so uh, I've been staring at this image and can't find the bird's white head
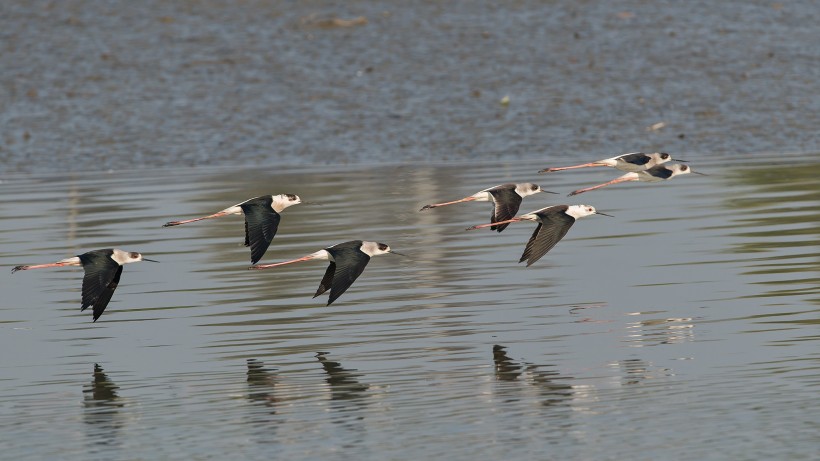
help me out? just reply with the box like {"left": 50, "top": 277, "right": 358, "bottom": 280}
{"left": 652, "top": 152, "right": 672, "bottom": 163}
{"left": 360, "top": 241, "right": 405, "bottom": 257}
{"left": 669, "top": 163, "right": 693, "bottom": 176}
{"left": 515, "top": 183, "right": 544, "bottom": 198}
{"left": 110, "top": 249, "right": 158, "bottom": 265}
{"left": 272, "top": 193, "right": 302, "bottom": 212}
{"left": 565, "top": 205, "right": 600, "bottom": 219}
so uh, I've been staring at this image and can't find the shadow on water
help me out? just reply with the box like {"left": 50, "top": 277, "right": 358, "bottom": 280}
{"left": 82, "top": 364, "right": 125, "bottom": 448}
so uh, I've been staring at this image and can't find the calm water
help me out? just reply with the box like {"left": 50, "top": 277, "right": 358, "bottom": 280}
{"left": 0, "top": 154, "right": 818, "bottom": 459}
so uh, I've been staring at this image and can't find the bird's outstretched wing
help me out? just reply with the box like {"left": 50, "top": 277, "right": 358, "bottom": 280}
{"left": 519, "top": 211, "right": 576, "bottom": 266}
{"left": 320, "top": 244, "right": 371, "bottom": 305}
{"left": 488, "top": 187, "right": 523, "bottom": 232}
{"left": 240, "top": 196, "right": 281, "bottom": 264}
{"left": 78, "top": 250, "right": 122, "bottom": 322}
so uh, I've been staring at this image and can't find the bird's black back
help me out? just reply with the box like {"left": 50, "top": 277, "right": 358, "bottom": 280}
{"left": 314, "top": 241, "right": 371, "bottom": 305}
{"left": 240, "top": 196, "right": 281, "bottom": 264}
{"left": 519, "top": 205, "right": 575, "bottom": 266}
{"left": 488, "top": 186, "right": 523, "bottom": 232}
{"left": 619, "top": 153, "right": 651, "bottom": 165}
{"left": 78, "top": 249, "right": 122, "bottom": 322}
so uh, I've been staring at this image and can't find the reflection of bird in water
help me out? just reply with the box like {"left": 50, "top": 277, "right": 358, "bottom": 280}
{"left": 316, "top": 352, "right": 369, "bottom": 400}
{"left": 246, "top": 359, "right": 279, "bottom": 408}
{"left": 83, "top": 364, "right": 125, "bottom": 446}
{"left": 84, "top": 364, "right": 123, "bottom": 405}
{"left": 493, "top": 344, "right": 524, "bottom": 381}
{"left": 492, "top": 345, "right": 574, "bottom": 406}
{"left": 617, "top": 358, "right": 672, "bottom": 386}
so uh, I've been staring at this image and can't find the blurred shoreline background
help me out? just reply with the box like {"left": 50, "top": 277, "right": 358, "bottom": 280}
{"left": 1, "top": 0, "right": 818, "bottom": 175}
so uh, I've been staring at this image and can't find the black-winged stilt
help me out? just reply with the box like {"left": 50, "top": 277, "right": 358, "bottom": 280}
{"left": 539, "top": 152, "right": 684, "bottom": 173}
{"left": 568, "top": 163, "right": 705, "bottom": 196}
{"left": 163, "top": 194, "right": 314, "bottom": 264}
{"left": 250, "top": 240, "right": 404, "bottom": 305}
{"left": 466, "top": 205, "right": 612, "bottom": 266}
{"left": 11, "top": 249, "right": 157, "bottom": 322}
{"left": 419, "top": 183, "right": 557, "bottom": 232}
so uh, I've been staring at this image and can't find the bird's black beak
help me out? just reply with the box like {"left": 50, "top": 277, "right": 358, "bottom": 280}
{"left": 692, "top": 171, "right": 708, "bottom": 176}
{"left": 542, "top": 190, "right": 560, "bottom": 194}
{"left": 388, "top": 250, "right": 408, "bottom": 257}
{"left": 142, "top": 258, "right": 160, "bottom": 263}
{"left": 301, "top": 201, "right": 322, "bottom": 205}
{"left": 595, "top": 212, "right": 614, "bottom": 217}
{"left": 675, "top": 159, "right": 689, "bottom": 163}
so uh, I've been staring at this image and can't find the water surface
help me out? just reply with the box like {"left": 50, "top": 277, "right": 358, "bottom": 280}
{"left": 1, "top": 154, "right": 817, "bottom": 459}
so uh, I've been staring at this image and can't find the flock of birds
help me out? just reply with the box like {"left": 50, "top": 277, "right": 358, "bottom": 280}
{"left": 12, "top": 152, "right": 703, "bottom": 322}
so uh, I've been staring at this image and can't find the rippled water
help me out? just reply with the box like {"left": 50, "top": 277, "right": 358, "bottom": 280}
{"left": 0, "top": 154, "right": 817, "bottom": 459}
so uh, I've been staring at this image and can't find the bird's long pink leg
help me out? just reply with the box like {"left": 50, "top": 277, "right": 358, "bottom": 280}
{"left": 11, "top": 261, "right": 78, "bottom": 273}
{"left": 419, "top": 196, "right": 477, "bottom": 211}
{"left": 251, "top": 254, "right": 317, "bottom": 270}
{"left": 568, "top": 176, "right": 635, "bottom": 196}
{"left": 466, "top": 217, "right": 523, "bottom": 231}
{"left": 538, "top": 162, "right": 606, "bottom": 173}
{"left": 163, "top": 211, "right": 230, "bottom": 227}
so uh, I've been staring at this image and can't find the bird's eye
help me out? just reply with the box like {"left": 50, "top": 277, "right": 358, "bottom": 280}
{"left": 681, "top": 165, "right": 689, "bottom": 171}
{"left": 377, "top": 243, "right": 389, "bottom": 251}
{"left": 286, "top": 194, "right": 297, "bottom": 201}
{"left": 130, "top": 252, "right": 140, "bottom": 259}
{"left": 661, "top": 153, "right": 669, "bottom": 159}
{"left": 531, "top": 185, "right": 538, "bottom": 191}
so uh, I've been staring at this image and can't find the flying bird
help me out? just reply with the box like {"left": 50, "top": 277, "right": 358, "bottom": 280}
{"left": 11, "top": 249, "right": 157, "bottom": 322}
{"left": 568, "top": 163, "right": 705, "bottom": 196}
{"left": 163, "top": 194, "right": 313, "bottom": 264}
{"left": 466, "top": 205, "right": 612, "bottom": 266}
{"left": 539, "top": 152, "right": 684, "bottom": 173}
{"left": 250, "top": 240, "right": 404, "bottom": 305}
{"left": 419, "top": 183, "right": 557, "bottom": 232}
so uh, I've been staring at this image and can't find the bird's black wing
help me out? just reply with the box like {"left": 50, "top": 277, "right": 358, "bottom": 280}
{"left": 78, "top": 250, "right": 123, "bottom": 322}
{"left": 645, "top": 165, "right": 674, "bottom": 179}
{"left": 240, "top": 196, "right": 281, "bottom": 264}
{"left": 488, "top": 187, "right": 523, "bottom": 233}
{"left": 324, "top": 245, "right": 371, "bottom": 306}
{"left": 78, "top": 250, "right": 120, "bottom": 316}
{"left": 90, "top": 266, "right": 122, "bottom": 322}
{"left": 519, "top": 210, "right": 576, "bottom": 266}
{"left": 618, "top": 153, "right": 651, "bottom": 166}
{"left": 314, "top": 262, "right": 336, "bottom": 299}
